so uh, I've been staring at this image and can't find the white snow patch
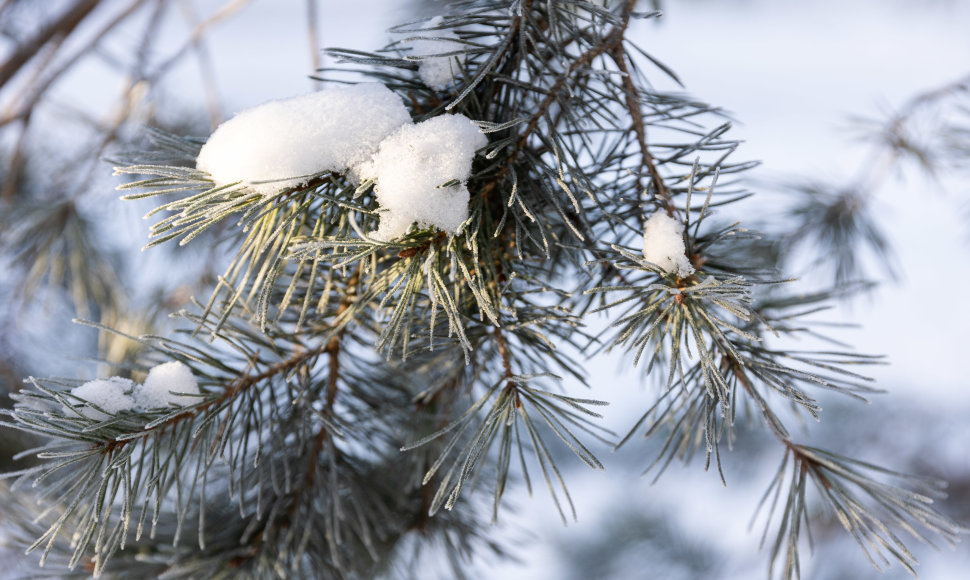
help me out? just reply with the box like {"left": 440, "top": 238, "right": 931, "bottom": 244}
{"left": 409, "top": 16, "right": 466, "bottom": 90}
{"left": 65, "top": 361, "right": 201, "bottom": 419}
{"left": 354, "top": 114, "right": 487, "bottom": 241}
{"left": 197, "top": 83, "right": 412, "bottom": 196}
{"left": 195, "top": 82, "right": 486, "bottom": 242}
{"left": 134, "top": 361, "right": 201, "bottom": 408}
{"left": 642, "top": 212, "right": 695, "bottom": 277}
{"left": 70, "top": 377, "right": 136, "bottom": 420}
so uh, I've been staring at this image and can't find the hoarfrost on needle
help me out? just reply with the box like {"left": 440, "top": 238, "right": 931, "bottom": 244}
{"left": 642, "top": 212, "right": 695, "bottom": 277}
{"left": 196, "top": 84, "right": 412, "bottom": 196}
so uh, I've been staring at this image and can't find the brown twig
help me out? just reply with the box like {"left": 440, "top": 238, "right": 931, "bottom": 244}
{"left": 100, "top": 340, "right": 330, "bottom": 457}
{"left": 479, "top": 0, "right": 645, "bottom": 203}
{"left": 1, "top": 113, "right": 30, "bottom": 201}
{"left": 608, "top": 41, "right": 674, "bottom": 215}
{"left": 324, "top": 264, "right": 360, "bottom": 408}
{"left": 493, "top": 325, "right": 513, "bottom": 380}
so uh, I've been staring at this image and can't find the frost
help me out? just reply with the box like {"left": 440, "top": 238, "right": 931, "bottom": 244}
{"left": 354, "top": 114, "right": 487, "bottom": 241}
{"left": 410, "top": 17, "right": 466, "bottom": 90}
{"left": 65, "top": 361, "right": 201, "bottom": 419}
{"left": 197, "top": 84, "right": 412, "bottom": 196}
{"left": 70, "top": 377, "right": 136, "bottom": 420}
{"left": 134, "top": 361, "right": 201, "bottom": 409}
{"left": 642, "top": 212, "right": 695, "bottom": 277}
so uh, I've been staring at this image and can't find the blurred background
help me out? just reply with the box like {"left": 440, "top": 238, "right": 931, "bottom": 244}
{"left": 1, "top": 0, "right": 967, "bottom": 578}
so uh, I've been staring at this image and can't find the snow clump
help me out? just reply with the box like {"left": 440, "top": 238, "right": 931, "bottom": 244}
{"left": 133, "top": 361, "right": 201, "bottom": 408}
{"left": 355, "top": 114, "right": 487, "bottom": 241}
{"left": 70, "top": 377, "right": 136, "bottom": 420}
{"left": 67, "top": 361, "right": 201, "bottom": 419}
{"left": 642, "top": 212, "right": 695, "bottom": 277}
{"left": 196, "top": 82, "right": 487, "bottom": 241}
{"left": 197, "top": 84, "right": 411, "bottom": 196}
{"left": 409, "top": 16, "right": 466, "bottom": 90}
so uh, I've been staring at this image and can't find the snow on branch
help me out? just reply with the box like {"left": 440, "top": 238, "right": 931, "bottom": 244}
{"left": 356, "top": 114, "right": 487, "bottom": 241}
{"left": 408, "top": 16, "right": 466, "bottom": 90}
{"left": 194, "top": 81, "right": 486, "bottom": 241}
{"left": 196, "top": 83, "right": 411, "bottom": 196}
{"left": 641, "top": 211, "right": 694, "bottom": 277}
{"left": 67, "top": 361, "right": 201, "bottom": 419}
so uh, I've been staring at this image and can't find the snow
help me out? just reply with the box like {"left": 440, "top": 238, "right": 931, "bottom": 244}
{"left": 195, "top": 78, "right": 486, "bottom": 242}
{"left": 134, "top": 361, "right": 201, "bottom": 408}
{"left": 354, "top": 113, "right": 487, "bottom": 241}
{"left": 70, "top": 377, "right": 136, "bottom": 420}
{"left": 409, "top": 16, "right": 466, "bottom": 90}
{"left": 196, "top": 83, "right": 412, "bottom": 196}
{"left": 66, "top": 361, "right": 201, "bottom": 419}
{"left": 641, "top": 212, "right": 694, "bottom": 277}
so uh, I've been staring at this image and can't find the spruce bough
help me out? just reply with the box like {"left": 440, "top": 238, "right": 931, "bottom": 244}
{"left": 2, "top": 1, "right": 963, "bottom": 578}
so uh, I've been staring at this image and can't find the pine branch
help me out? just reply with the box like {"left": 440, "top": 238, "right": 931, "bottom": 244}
{"left": 3, "top": 2, "right": 965, "bottom": 577}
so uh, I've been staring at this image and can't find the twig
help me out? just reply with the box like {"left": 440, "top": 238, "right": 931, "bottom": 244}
{"left": 608, "top": 41, "right": 673, "bottom": 214}
{"left": 1, "top": 113, "right": 30, "bottom": 201}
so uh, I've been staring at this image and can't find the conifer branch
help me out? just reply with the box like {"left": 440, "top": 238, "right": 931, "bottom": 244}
{"left": 2, "top": 2, "right": 965, "bottom": 577}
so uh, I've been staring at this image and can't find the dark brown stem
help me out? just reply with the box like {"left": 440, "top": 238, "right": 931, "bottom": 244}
{"left": 608, "top": 41, "right": 674, "bottom": 215}
{"left": 480, "top": 0, "right": 642, "bottom": 204}
{"left": 324, "top": 264, "right": 360, "bottom": 409}
{"left": 1, "top": 114, "right": 29, "bottom": 201}
{"left": 493, "top": 326, "right": 513, "bottom": 380}
{"left": 516, "top": 3, "right": 635, "bottom": 153}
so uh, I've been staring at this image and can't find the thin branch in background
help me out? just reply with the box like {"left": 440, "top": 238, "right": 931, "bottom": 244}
{"left": 62, "top": 1, "right": 168, "bottom": 200}
{"left": 0, "top": 113, "right": 29, "bottom": 201}
{"left": 778, "top": 72, "right": 970, "bottom": 287}
{"left": 179, "top": 0, "right": 226, "bottom": 129}
{"left": 306, "top": 0, "right": 323, "bottom": 90}
{"left": 147, "top": 0, "right": 251, "bottom": 85}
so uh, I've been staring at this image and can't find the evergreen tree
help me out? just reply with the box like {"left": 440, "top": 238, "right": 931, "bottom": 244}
{"left": 0, "top": 1, "right": 965, "bottom": 578}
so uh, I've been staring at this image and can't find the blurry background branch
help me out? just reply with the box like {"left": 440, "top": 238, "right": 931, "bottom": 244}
{"left": 774, "top": 72, "right": 970, "bottom": 288}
